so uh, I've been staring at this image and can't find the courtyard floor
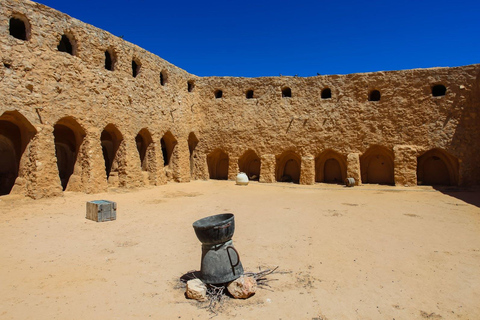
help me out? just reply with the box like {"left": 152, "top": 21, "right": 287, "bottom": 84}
{"left": 0, "top": 180, "right": 479, "bottom": 319}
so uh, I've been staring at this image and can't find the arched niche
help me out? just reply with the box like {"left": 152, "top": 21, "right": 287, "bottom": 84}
{"left": 100, "top": 124, "right": 123, "bottom": 179}
{"left": 315, "top": 150, "right": 347, "bottom": 184}
{"left": 238, "top": 150, "right": 261, "bottom": 181}
{"left": 207, "top": 149, "right": 229, "bottom": 180}
{"left": 417, "top": 149, "right": 458, "bottom": 186}
{"left": 135, "top": 128, "right": 153, "bottom": 172}
{"left": 360, "top": 146, "right": 394, "bottom": 185}
{"left": 0, "top": 111, "right": 36, "bottom": 196}
{"left": 188, "top": 132, "right": 199, "bottom": 178}
{"left": 161, "top": 131, "right": 177, "bottom": 167}
{"left": 276, "top": 151, "right": 301, "bottom": 183}
{"left": 53, "top": 117, "right": 86, "bottom": 191}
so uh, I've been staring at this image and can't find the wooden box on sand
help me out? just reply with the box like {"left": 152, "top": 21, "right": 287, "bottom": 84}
{"left": 86, "top": 200, "right": 117, "bottom": 222}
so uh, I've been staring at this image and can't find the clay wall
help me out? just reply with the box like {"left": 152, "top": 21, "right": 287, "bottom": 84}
{"left": 1, "top": 0, "right": 479, "bottom": 198}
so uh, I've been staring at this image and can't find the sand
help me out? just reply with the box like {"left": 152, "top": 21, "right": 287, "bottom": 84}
{"left": 0, "top": 181, "right": 479, "bottom": 319}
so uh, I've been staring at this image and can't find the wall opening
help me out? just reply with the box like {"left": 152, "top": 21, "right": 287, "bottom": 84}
{"left": 100, "top": 124, "right": 123, "bottom": 179}
{"left": 53, "top": 118, "right": 85, "bottom": 191}
{"left": 238, "top": 150, "right": 261, "bottom": 181}
{"left": 105, "top": 49, "right": 116, "bottom": 71}
{"left": 432, "top": 84, "right": 446, "bottom": 97}
{"left": 276, "top": 151, "right": 301, "bottom": 183}
{"left": 188, "top": 81, "right": 195, "bottom": 92}
{"left": 417, "top": 149, "right": 458, "bottom": 186}
{"left": 9, "top": 17, "right": 28, "bottom": 40}
{"left": 160, "top": 70, "right": 167, "bottom": 86}
{"left": 132, "top": 59, "right": 140, "bottom": 77}
{"left": 188, "top": 132, "right": 199, "bottom": 178}
{"left": 160, "top": 131, "right": 177, "bottom": 167}
{"left": 57, "top": 34, "right": 74, "bottom": 55}
{"left": 321, "top": 88, "right": 332, "bottom": 99}
{"left": 214, "top": 90, "right": 223, "bottom": 99}
{"left": 246, "top": 90, "right": 254, "bottom": 99}
{"left": 135, "top": 128, "right": 153, "bottom": 172}
{"left": 360, "top": 146, "right": 394, "bottom": 185}
{"left": 315, "top": 150, "right": 346, "bottom": 184}
{"left": 207, "top": 149, "right": 229, "bottom": 180}
{"left": 369, "top": 90, "right": 381, "bottom": 101}
{"left": 0, "top": 111, "right": 36, "bottom": 196}
{"left": 282, "top": 87, "right": 292, "bottom": 98}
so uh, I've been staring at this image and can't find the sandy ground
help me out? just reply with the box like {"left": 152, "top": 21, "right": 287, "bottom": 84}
{"left": 0, "top": 181, "right": 479, "bottom": 320}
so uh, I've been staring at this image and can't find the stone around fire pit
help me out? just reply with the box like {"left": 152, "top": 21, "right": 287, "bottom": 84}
{"left": 227, "top": 275, "right": 257, "bottom": 299}
{"left": 186, "top": 279, "right": 207, "bottom": 301}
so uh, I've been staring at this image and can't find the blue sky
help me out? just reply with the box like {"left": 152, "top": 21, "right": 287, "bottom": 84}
{"left": 37, "top": 0, "right": 480, "bottom": 77}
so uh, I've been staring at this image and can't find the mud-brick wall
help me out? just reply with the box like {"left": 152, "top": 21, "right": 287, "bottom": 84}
{"left": 0, "top": 0, "right": 479, "bottom": 199}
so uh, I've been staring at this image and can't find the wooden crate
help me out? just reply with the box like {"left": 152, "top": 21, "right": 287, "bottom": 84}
{"left": 86, "top": 200, "right": 117, "bottom": 222}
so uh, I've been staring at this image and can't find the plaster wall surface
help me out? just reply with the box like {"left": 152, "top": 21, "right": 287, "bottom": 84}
{"left": 1, "top": 0, "right": 479, "bottom": 198}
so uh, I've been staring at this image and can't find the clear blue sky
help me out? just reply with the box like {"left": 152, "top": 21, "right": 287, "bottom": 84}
{"left": 37, "top": 0, "right": 480, "bottom": 77}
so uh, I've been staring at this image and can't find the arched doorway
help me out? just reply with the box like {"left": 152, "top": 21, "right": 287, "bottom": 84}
{"left": 315, "top": 150, "right": 347, "bottom": 184}
{"left": 238, "top": 150, "right": 261, "bottom": 181}
{"left": 135, "top": 128, "right": 153, "bottom": 172}
{"left": 100, "top": 124, "right": 123, "bottom": 180}
{"left": 207, "top": 149, "right": 229, "bottom": 180}
{"left": 54, "top": 118, "right": 85, "bottom": 191}
{"left": 417, "top": 149, "right": 458, "bottom": 186}
{"left": 161, "top": 131, "right": 178, "bottom": 180}
{"left": 360, "top": 146, "right": 394, "bottom": 185}
{"left": 188, "top": 132, "right": 199, "bottom": 178}
{"left": 276, "top": 151, "right": 301, "bottom": 183}
{"left": 0, "top": 111, "right": 36, "bottom": 196}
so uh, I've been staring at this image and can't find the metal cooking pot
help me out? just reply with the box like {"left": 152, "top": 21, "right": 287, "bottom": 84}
{"left": 192, "top": 213, "right": 235, "bottom": 245}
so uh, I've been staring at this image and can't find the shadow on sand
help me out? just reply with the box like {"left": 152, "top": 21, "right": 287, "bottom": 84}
{"left": 434, "top": 186, "right": 480, "bottom": 208}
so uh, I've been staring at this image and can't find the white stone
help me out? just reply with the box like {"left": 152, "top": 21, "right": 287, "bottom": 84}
{"left": 227, "top": 275, "right": 257, "bottom": 299}
{"left": 236, "top": 172, "right": 249, "bottom": 185}
{"left": 186, "top": 279, "right": 207, "bottom": 301}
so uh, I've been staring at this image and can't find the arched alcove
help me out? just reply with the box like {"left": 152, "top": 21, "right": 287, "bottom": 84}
{"left": 321, "top": 88, "right": 332, "bottom": 99}
{"left": 360, "top": 146, "right": 394, "bottom": 185}
{"left": 417, "top": 149, "right": 458, "bottom": 186}
{"left": 238, "top": 150, "right": 261, "bottom": 181}
{"left": 207, "top": 149, "right": 229, "bottom": 180}
{"left": 188, "top": 132, "right": 199, "bottom": 178}
{"left": 100, "top": 124, "right": 123, "bottom": 179}
{"left": 276, "top": 151, "right": 301, "bottom": 183}
{"left": 132, "top": 59, "right": 141, "bottom": 77}
{"left": 57, "top": 34, "right": 75, "bottom": 55}
{"left": 432, "top": 84, "right": 447, "bottom": 97}
{"left": 9, "top": 15, "right": 30, "bottom": 41}
{"left": 53, "top": 117, "right": 86, "bottom": 191}
{"left": 282, "top": 87, "right": 292, "bottom": 98}
{"left": 135, "top": 128, "right": 153, "bottom": 172}
{"left": 160, "top": 131, "right": 177, "bottom": 168}
{"left": 315, "top": 150, "right": 347, "bottom": 183}
{"left": 369, "top": 89, "right": 381, "bottom": 101}
{"left": 0, "top": 111, "right": 36, "bottom": 196}
{"left": 105, "top": 49, "right": 116, "bottom": 71}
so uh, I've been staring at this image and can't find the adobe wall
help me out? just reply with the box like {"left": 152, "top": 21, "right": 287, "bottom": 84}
{"left": 1, "top": 0, "right": 479, "bottom": 199}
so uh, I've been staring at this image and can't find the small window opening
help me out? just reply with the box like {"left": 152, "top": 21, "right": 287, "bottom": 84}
{"left": 246, "top": 90, "right": 254, "bottom": 99}
{"left": 432, "top": 84, "right": 446, "bottom": 97}
{"left": 132, "top": 59, "right": 140, "bottom": 77}
{"left": 321, "top": 88, "right": 332, "bottom": 99}
{"left": 369, "top": 90, "right": 381, "bottom": 101}
{"left": 9, "top": 17, "right": 27, "bottom": 40}
{"left": 105, "top": 50, "right": 113, "bottom": 71}
{"left": 160, "top": 70, "right": 167, "bottom": 86}
{"left": 188, "top": 80, "right": 195, "bottom": 92}
{"left": 57, "top": 35, "right": 73, "bottom": 55}
{"left": 282, "top": 87, "right": 292, "bottom": 98}
{"left": 214, "top": 90, "right": 223, "bottom": 99}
